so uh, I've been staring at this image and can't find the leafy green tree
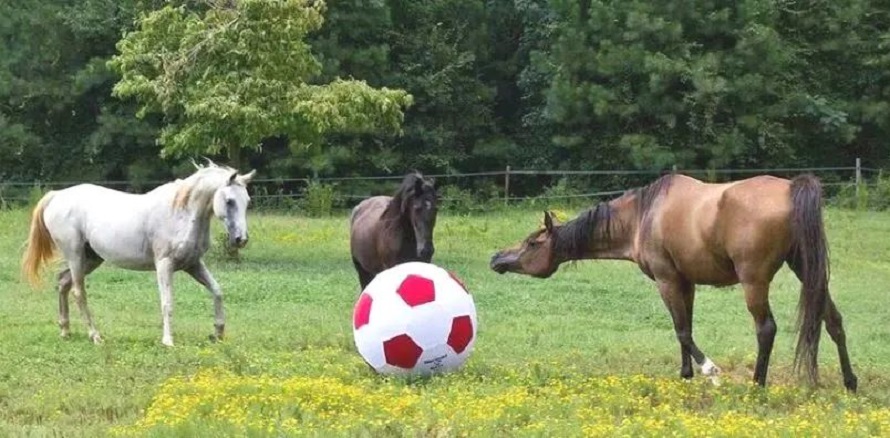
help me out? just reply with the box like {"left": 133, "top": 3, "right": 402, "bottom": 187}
{"left": 377, "top": 0, "right": 500, "bottom": 173}
{"left": 109, "top": 0, "right": 413, "bottom": 169}
{"left": 0, "top": 1, "right": 169, "bottom": 183}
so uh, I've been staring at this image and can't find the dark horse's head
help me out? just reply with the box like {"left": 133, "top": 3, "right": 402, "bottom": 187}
{"left": 385, "top": 172, "right": 438, "bottom": 261}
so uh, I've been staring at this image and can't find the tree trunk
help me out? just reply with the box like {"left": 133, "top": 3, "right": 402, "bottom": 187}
{"left": 227, "top": 143, "right": 242, "bottom": 170}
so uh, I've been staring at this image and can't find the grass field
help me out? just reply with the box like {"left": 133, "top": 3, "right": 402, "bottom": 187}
{"left": 1, "top": 206, "right": 890, "bottom": 437}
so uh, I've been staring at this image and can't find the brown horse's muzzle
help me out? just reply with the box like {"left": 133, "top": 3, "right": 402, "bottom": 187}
{"left": 490, "top": 251, "right": 517, "bottom": 274}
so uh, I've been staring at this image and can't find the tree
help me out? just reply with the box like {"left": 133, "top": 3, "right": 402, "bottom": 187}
{"left": 108, "top": 0, "right": 413, "bottom": 169}
{"left": 0, "top": 0, "right": 169, "bottom": 183}
{"left": 383, "top": 0, "right": 498, "bottom": 173}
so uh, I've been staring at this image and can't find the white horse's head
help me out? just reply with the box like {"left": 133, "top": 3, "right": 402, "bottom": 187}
{"left": 178, "top": 159, "right": 256, "bottom": 248}
{"left": 213, "top": 169, "right": 255, "bottom": 248}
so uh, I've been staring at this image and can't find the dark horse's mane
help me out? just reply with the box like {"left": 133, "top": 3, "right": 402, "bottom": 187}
{"left": 553, "top": 173, "right": 674, "bottom": 259}
{"left": 380, "top": 172, "right": 427, "bottom": 232}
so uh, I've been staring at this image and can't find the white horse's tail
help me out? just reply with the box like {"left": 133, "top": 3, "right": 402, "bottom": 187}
{"left": 22, "top": 191, "right": 57, "bottom": 287}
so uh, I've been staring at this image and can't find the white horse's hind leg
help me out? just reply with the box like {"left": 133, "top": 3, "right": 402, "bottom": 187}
{"left": 69, "top": 260, "right": 103, "bottom": 344}
{"left": 51, "top": 220, "right": 103, "bottom": 343}
{"left": 186, "top": 260, "right": 225, "bottom": 341}
{"left": 57, "top": 257, "right": 102, "bottom": 339}
{"left": 58, "top": 270, "right": 73, "bottom": 338}
{"left": 155, "top": 258, "right": 175, "bottom": 347}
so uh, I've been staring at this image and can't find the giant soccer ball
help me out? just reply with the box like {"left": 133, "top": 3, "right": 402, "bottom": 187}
{"left": 352, "top": 262, "right": 477, "bottom": 376}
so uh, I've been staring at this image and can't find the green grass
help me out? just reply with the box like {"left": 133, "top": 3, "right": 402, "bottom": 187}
{"left": 1, "top": 207, "right": 889, "bottom": 436}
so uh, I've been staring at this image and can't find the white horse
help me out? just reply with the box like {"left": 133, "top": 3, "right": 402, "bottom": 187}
{"left": 21, "top": 160, "right": 255, "bottom": 346}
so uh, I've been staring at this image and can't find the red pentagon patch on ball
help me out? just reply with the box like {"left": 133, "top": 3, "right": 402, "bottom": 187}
{"left": 353, "top": 293, "right": 373, "bottom": 329}
{"left": 396, "top": 274, "right": 436, "bottom": 307}
{"left": 383, "top": 334, "right": 423, "bottom": 368}
{"left": 447, "top": 315, "right": 474, "bottom": 354}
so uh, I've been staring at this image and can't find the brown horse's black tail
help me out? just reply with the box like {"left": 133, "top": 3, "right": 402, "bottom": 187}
{"left": 787, "top": 174, "right": 829, "bottom": 386}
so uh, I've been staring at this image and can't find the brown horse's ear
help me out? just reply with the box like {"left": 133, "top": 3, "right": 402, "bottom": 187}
{"left": 544, "top": 211, "right": 554, "bottom": 232}
{"left": 414, "top": 177, "right": 424, "bottom": 194}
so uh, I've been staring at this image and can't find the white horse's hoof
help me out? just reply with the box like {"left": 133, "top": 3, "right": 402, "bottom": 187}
{"left": 162, "top": 338, "right": 175, "bottom": 347}
{"left": 90, "top": 334, "right": 103, "bottom": 344}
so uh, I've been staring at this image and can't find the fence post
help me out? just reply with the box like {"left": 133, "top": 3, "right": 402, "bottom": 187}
{"left": 855, "top": 157, "right": 862, "bottom": 198}
{"left": 504, "top": 165, "right": 511, "bottom": 206}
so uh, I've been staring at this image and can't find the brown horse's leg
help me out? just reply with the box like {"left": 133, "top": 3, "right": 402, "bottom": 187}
{"left": 681, "top": 287, "right": 708, "bottom": 367}
{"left": 824, "top": 297, "right": 858, "bottom": 391}
{"left": 787, "top": 259, "right": 857, "bottom": 391}
{"left": 658, "top": 279, "right": 720, "bottom": 383}
{"left": 658, "top": 280, "right": 693, "bottom": 379}
{"left": 742, "top": 281, "right": 777, "bottom": 387}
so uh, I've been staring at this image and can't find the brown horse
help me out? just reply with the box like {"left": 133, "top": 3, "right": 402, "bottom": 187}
{"left": 350, "top": 172, "right": 438, "bottom": 289}
{"left": 490, "top": 173, "right": 857, "bottom": 391}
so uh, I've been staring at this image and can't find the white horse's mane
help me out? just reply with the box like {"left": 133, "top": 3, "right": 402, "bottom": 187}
{"left": 172, "top": 159, "right": 239, "bottom": 210}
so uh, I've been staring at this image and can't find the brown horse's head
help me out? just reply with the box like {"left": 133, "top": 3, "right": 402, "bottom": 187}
{"left": 490, "top": 211, "right": 561, "bottom": 278}
{"left": 390, "top": 172, "right": 438, "bottom": 261}
{"left": 491, "top": 205, "right": 613, "bottom": 278}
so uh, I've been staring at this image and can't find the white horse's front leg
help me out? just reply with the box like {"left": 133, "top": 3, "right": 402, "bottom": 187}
{"left": 186, "top": 260, "right": 225, "bottom": 341}
{"left": 155, "top": 258, "right": 175, "bottom": 347}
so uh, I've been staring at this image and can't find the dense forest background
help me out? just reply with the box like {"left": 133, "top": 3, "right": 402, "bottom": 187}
{"left": 2, "top": 0, "right": 889, "bottom": 201}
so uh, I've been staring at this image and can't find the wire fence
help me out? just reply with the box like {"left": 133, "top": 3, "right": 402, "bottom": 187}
{"left": 0, "top": 160, "right": 883, "bottom": 211}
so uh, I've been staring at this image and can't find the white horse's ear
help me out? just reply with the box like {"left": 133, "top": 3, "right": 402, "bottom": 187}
{"left": 236, "top": 169, "right": 256, "bottom": 185}
{"left": 191, "top": 158, "right": 202, "bottom": 170}
{"left": 204, "top": 157, "right": 216, "bottom": 168}
{"left": 227, "top": 171, "right": 237, "bottom": 185}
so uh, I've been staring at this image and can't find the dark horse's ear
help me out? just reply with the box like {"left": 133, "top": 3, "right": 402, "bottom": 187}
{"left": 544, "top": 211, "right": 554, "bottom": 232}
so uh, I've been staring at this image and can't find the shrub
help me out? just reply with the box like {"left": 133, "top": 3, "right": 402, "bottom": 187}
{"left": 302, "top": 181, "right": 337, "bottom": 217}
{"left": 831, "top": 172, "right": 890, "bottom": 211}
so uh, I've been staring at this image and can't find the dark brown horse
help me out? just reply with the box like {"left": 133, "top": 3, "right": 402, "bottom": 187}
{"left": 350, "top": 172, "right": 438, "bottom": 288}
{"left": 490, "top": 173, "right": 857, "bottom": 391}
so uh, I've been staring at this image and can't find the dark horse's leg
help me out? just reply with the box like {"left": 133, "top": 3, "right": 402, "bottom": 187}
{"left": 787, "top": 259, "right": 858, "bottom": 391}
{"left": 741, "top": 281, "right": 777, "bottom": 387}
{"left": 353, "top": 258, "right": 375, "bottom": 290}
{"left": 657, "top": 279, "right": 718, "bottom": 383}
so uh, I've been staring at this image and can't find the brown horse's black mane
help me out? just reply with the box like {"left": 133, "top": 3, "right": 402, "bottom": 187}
{"left": 553, "top": 203, "right": 613, "bottom": 260}
{"left": 553, "top": 173, "right": 674, "bottom": 259}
